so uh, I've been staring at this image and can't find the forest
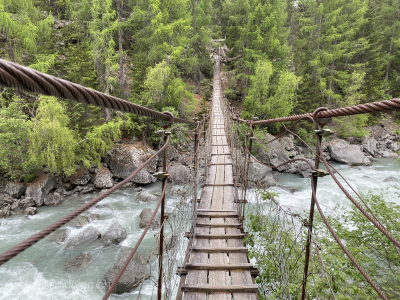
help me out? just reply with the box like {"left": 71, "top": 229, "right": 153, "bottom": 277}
{"left": 0, "top": 0, "right": 400, "bottom": 177}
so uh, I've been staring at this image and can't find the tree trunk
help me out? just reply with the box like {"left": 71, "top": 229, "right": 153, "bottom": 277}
{"left": 116, "top": 0, "right": 125, "bottom": 96}
{"left": 6, "top": 33, "right": 15, "bottom": 62}
{"left": 385, "top": 2, "right": 399, "bottom": 83}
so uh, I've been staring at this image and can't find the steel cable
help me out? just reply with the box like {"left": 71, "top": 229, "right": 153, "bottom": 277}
{"left": 0, "top": 59, "right": 195, "bottom": 125}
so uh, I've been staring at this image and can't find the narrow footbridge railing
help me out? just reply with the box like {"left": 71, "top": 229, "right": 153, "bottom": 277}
{"left": 0, "top": 57, "right": 400, "bottom": 300}
{"left": 226, "top": 102, "right": 400, "bottom": 300}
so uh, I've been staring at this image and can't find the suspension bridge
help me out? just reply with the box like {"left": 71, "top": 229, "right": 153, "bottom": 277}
{"left": 0, "top": 51, "right": 399, "bottom": 300}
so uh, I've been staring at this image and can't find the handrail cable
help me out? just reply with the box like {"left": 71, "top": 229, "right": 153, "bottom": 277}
{"left": 0, "top": 59, "right": 196, "bottom": 126}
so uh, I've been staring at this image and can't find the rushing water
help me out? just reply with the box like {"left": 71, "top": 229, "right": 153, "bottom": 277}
{"left": 0, "top": 158, "right": 399, "bottom": 299}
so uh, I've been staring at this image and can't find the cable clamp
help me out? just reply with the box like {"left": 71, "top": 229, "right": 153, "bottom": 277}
{"left": 153, "top": 172, "right": 170, "bottom": 179}
{"left": 311, "top": 169, "right": 329, "bottom": 177}
{"left": 314, "top": 129, "right": 334, "bottom": 137}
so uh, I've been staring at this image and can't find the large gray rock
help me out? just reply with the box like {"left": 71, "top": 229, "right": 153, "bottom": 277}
{"left": 159, "top": 145, "right": 182, "bottom": 166}
{"left": 168, "top": 164, "right": 191, "bottom": 184}
{"left": 25, "top": 174, "right": 56, "bottom": 206}
{"left": 258, "top": 176, "right": 277, "bottom": 189}
{"left": 383, "top": 176, "right": 398, "bottom": 182}
{"left": 5, "top": 182, "right": 26, "bottom": 198}
{"left": 24, "top": 207, "right": 36, "bottom": 216}
{"left": 47, "top": 228, "right": 71, "bottom": 244}
{"left": 296, "top": 160, "right": 315, "bottom": 178}
{"left": 102, "top": 247, "right": 149, "bottom": 294}
{"left": 248, "top": 160, "right": 273, "bottom": 182}
{"left": 139, "top": 208, "right": 159, "bottom": 229}
{"left": 105, "top": 142, "right": 157, "bottom": 184}
{"left": 253, "top": 133, "right": 291, "bottom": 171}
{"left": 328, "top": 139, "right": 371, "bottom": 166}
{"left": 362, "top": 137, "right": 378, "bottom": 156}
{"left": 70, "top": 169, "right": 91, "bottom": 186}
{"left": 94, "top": 167, "right": 114, "bottom": 189}
{"left": 136, "top": 191, "right": 158, "bottom": 202}
{"left": 20, "top": 197, "right": 36, "bottom": 209}
{"left": 64, "top": 252, "right": 92, "bottom": 271}
{"left": 64, "top": 226, "right": 101, "bottom": 250}
{"left": 44, "top": 192, "right": 62, "bottom": 206}
{"left": 68, "top": 215, "right": 90, "bottom": 227}
{"left": 103, "top": 222, "right": 127, "bottom": 246}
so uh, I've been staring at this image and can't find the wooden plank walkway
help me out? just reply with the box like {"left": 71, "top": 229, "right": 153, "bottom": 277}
{"left": 179, "top": 58, "right": 258, "bottom": 300}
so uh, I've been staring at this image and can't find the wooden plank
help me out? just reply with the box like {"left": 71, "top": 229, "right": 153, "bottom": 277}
{"left": 209, "top": 151, "right": 230, "bottom": 300}
{"left": 195, "top": 222, "right": 241, "bottom": 228}
{"left": 188, "top": 233, "right": 248, "bottom": 239}
{"left": 191, "top": 247, "right": 248, "bottom": 253}
{"left": 185, "top": 263, "right": 254, "bottom": 270}
{"left": 228, "top": 219, "right": 258, "bottom": 300}
{"left": 197, "top": 212, "right": 238, "bottom": 218}
{"left": 181, "top": 285, "right": 258, "bottom": 293}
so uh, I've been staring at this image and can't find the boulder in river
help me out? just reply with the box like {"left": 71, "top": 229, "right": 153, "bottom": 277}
{"left": 362, "top": 137, "right": 378, "bottom": 156}
{"left": 24, "top": 207, "right": 36, "bottom": 216}
{"left": 44, "top": 192, "right": 62, "bottom": 206}
{"left": 64, "top": 252, "right": 92, "bottom": 271}
{"left": 139, "top": 208, "right": 159, "bottom": 229}
{"left": 103, "top": 221, "right": 127, "bottom": 246}
{"left": 258, "top": 176, "right": 277, "bottom": 189}
{"left": 136, "top": 191, "right": 158, "bottom": 202}
{"left": 94, "top": 167, "right": 114, "bottom": 189}
{"left": 248, "top": 160, "right": 273, "bottom": 183}
{"left": 25, "top": 174, "right": 56, "bottom": 206}
{"left": 47, "top": 228, "right": 71, "bottom": 244}
{"left": 383, "top": 176, "right": 398, "bottom": 182}
{"left": 252, "top": 133, "right": 291, "bottom": 171}
{"left": 68, "top": 215, "right": 90, "bottom": 227}
{"left": 64, "top": 226, "right": 101, "bottom": 250}
{"left": 102, "top": 247, "right": 149, "bottom": 294}
{"left": 70, "top": 169, "right": 91, "bottom": 186}
{"left": 168, "top": 164, "right": 191, "bottom": 184}
{"left": 5, "top": 182, "right": 26, "bottom": 198}
{"left": 105, "top": 142, "right": 157, "bottom": 184}
{"left": 328, "top": 139, "right": 371, "bottom": 166}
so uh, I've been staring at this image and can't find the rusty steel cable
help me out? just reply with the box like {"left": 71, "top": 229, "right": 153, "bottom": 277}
{"left": 0, "top": 135, "right": 170, "bottom": 266}
{"left": 228, "top": 99, "right": 400, "bottom": 126}
{"left": 103, "top": 162, "right": 171, "bottom": 300}
{"left": 0, "top": 59, "right": 195, "bottom": 126}
{"left": 310, "top": 179, "right": 389, "bottom": 300}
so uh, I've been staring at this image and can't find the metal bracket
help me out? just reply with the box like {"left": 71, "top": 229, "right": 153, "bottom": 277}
{"left": 314, "top": 129, "right": 334, "bottom": 137}
{"left": 153, "top": 172, "right": 170, "bottom": 179}
{"left": 311, "top": 169, "right": 329, "bottom": 177}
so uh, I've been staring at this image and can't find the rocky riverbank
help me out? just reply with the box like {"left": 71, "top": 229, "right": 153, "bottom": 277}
{"left": 0, "top": 139, "right": 195, "bottom": 219}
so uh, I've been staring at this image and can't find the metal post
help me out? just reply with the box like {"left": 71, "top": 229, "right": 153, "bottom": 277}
{"left": 241, "top": 123, "right": 253, "bottom": 228}
{"left": 193, "top": 117, "right": 199, "bottom": 216}
{"left": 158, "top": 131, "right": 169, "bottom": 300}
{"left": 300, "top": 133, "right": 322, "bottom": 300}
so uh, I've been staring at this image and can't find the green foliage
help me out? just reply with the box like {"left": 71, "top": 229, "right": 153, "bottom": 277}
{"left": 248, "top": 188, "right": 400, "bottom": 299}
{"left": 29, "top": 96, "right": 77, "bottom": 175}
{"left": 243, "top": 59, "right": 299, "bottom": 127}
{"left": 334, "top": 115, "right": 369, "bottom": 139}
{"left": 0, "top": 95, "right": 126, "bottom": 178}
{"left": 0, "top": 96, "right": 32, "bottom": 178}
{"left": 143, "top": 61, "right": 195, "bottom": 116}
{"left": 313, "top": 190, "right": 400, "bottom": 298}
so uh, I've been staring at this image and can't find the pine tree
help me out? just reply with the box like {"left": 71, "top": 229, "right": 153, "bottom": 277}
{"left": 0, "top": 0, "right": 54, "bottom": 69}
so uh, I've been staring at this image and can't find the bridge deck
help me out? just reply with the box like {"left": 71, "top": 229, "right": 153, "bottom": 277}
{"left": 179, "top": 59, "right": 257, "bottom": 300}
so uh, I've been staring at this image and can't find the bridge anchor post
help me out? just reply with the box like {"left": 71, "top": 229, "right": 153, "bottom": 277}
{"left": 301, "top": 131, "right": 323, "bottom": 300}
